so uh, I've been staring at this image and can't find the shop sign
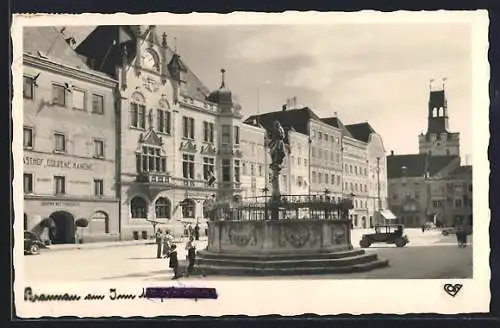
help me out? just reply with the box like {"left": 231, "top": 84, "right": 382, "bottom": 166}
{"left": 40, "top": 201, "right": 81, "bottom": 207}
{"left": 24, "top": 155, "right": 94, "bottom": 171}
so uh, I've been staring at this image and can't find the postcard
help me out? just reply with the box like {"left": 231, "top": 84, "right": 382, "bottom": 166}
{"left": 12, "top": 10, "right": 490, "bottom": 317}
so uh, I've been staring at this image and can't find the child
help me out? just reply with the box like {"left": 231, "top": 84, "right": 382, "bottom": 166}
{"left": 167, "top": 244, "right": 180, "bottom": 279}
{"left": 185, "top": 236, "right": 196, "bottom": 276}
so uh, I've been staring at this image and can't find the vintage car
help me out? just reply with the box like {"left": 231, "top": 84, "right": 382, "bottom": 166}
{"left": 24, "top": 231, "right": 45, "bottom": 255}
{"left": 359, "top": 224, "right": 409, "bottom": 248}
{"left": 441, "top": 226, "right": 473, "bottom": 236}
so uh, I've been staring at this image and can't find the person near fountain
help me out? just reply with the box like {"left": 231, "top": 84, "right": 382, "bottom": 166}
{"left": 163, "top": 229, "right": 174, "bottom": 257}
{"left": 194, "top": 223, "right": 200, "bottom": 241}
{"left": 155, "top": 228, "right": 164, "bottom": 258}
{"left": 167, "top": 244, "right": 180, "bottom": 279}
{"left": 185, "top": 236, "right": 197, "bottom": 276}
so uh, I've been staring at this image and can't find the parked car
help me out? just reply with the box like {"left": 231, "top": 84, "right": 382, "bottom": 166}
{"left": 441, "top": 226, "right": 473, "bottom": 236}
{"left": 24, "top": 231, "right": 44, "bottom": 255}
{"left": 359, "top": 224, "right": 409, "bottom": 248}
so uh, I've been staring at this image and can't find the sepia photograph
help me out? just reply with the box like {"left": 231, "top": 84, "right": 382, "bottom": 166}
{"left": 12, "top": 11, "right": 490, "bottom": 316}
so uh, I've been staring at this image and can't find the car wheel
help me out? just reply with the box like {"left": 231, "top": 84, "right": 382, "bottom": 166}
{"left": 395, "top": 238, "right": 406, "bottom": 247}
{"left": 359, "top": 239, "right": 371, "bottom": 248}
{"left": 30, "top": 244, "right": 40, "bottom": 255}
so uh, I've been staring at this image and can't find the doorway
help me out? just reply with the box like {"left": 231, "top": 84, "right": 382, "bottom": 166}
{"left": 49, "top": 211, "right": 76, "bottom": 244}
{"left": 24, "top": 213, "right": 28, "bottom": 230}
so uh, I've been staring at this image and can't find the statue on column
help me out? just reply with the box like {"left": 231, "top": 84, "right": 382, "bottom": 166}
{"left": 267, "top": 120, "right": 286, "bottom": 219}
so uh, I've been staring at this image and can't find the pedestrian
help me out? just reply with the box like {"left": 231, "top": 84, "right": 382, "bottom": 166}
{"left": 167, "top": 244, "right": 180, "bottom": 279}
{"left": 455, "top": 226, "right": 463, "bottom": 248}
{"left": 163, "top": 229, "right": 174, "bottom": 257}
{"left": 188, "top": 224, "right": 193, "bottom": 238}
{"left": 185, "top": 236, "right": 196, "bottom": 276}
{"left": 421, "top": 224, "right": 425, "bottom": 233}
{"left": 155, "top": 228, "right": 164, "bottom": 258}
{"left": 194, "top": 223, "right": 200, "bottom": 241}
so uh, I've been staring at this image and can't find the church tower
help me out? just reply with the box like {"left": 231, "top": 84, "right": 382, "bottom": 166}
{"left": 418, "top": 79, "right": 460, "bottom": 157}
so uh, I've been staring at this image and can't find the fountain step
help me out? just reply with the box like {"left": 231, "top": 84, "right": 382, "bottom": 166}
{"left": 194, "top": 258, "right": 390, "bottom": 276}
{"left": 197, "top": 248, "right": 364, "bottom": 261}
{"left": 196, "top": 253, "right": 378, "bottom": 269}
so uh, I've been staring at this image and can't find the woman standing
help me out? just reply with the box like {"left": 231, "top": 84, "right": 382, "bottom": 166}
{"left": 185, "top": 236, "right": 197, "bottom": 277}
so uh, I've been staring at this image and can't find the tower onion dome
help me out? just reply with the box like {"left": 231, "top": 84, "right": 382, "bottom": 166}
{"left": 207, "top": 68, "right": 233, "bottom": 105}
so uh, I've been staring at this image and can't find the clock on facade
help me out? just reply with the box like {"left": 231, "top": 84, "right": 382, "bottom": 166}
{"left": 141, "top": 50, "right": 158, "bottom": 71}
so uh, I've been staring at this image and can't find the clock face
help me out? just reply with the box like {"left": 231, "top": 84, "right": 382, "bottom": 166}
{"left": 142, "top": 50, "right": 157, "bottom": 71}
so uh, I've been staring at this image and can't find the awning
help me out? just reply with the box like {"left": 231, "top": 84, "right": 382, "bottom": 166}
{"left": 379, "top": 209, "right": 397, "bottom": 220}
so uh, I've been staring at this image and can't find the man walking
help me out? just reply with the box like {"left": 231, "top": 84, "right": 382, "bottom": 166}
{"left": 163, "top": 229, "right": 174, "bottom": 257}
{"left": 155, "top": 228, "right": 164, "bottom": 258}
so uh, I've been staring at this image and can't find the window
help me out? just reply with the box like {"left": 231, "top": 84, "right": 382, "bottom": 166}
{"left": 203, "top": 157, "right": 215, "bottom": 180}
{"left": 52, "top": 84, "right": 66, "bottom": 106}
{"left": 311, "top": 171, "right": 316, "bottom": 183}
{"left": 93, "top": 139, "right": 104, "bottom": 158}
{"left": 250, "top": 164, "right": 255, "bottom": 176}
{"left": 331, "top": 174, "right": 335, "bottom": 185}
{"left": 54, "top": 176, "right": 66, "bottom": 195}
{"left": 182, "top": 199, "right": 195, "bottom": 218}
{"left": 455, "top": 199, "right": 463, "bottom": 208}
{"left": 24, "top": 173, "right": 33, "bottom": 194}
{"left": 203, "top": 121, "right": 214, "bottom": 143}
{"left": 432, "top": 200, "right": 442, "bottom": 208}
{"left": 155, "top": 197, "right": 171, "bottom": 219}
{"left": 182, "top": 154, "right": 195, "bottom": 180}
{"left": 222, "top": 159, "right": 231, "bottom": 182}
{"left": 318, "top": 173, "right": 322, "bottom": 183}
{"left": 336, "top": 175, "right": 341, "bottom": 185}
{"left": 234, "top": 126, "right": 240, "bottom": 145}
{"left": 54, "top": 133, "right": 66, "bottom": 152}
{"left": 157, "top": 109, "right": 171, "bottom": 134}
{"left": 234, "top": 160, "right": 241, "bottom": 183}
{"left": 23, "top": 127, "right": 33, "bottom": 149}
{"left": 94, "top": 179, "right": 104, "bottom": 196}
{"left": 311, "top": 147, "right": 316, "bottom": 158}
{"left": 73, "top": 89, "right": 86, "bottom": 110}
{"left": 135, "top": 146, "right": 166, "bottom": 173}
{"left": 130, "top": 197, "right": 147, "bottom": 218}
{"left": 92, "top": 94, "right": 104, "bottom": 114}
{"left": 130, "top": 102, "right": 146, "bottom": 129}
{"left": 23, "top": 76, "right": 34, "bottom": 99}
{"left": 258, "top": 165, "right": 263, "bottom": 176}
{"left": 221, "top": 125, "right": 231, "bottom": 144}
{"left": 182, "top": 116, "right": 195, "bottom": 139}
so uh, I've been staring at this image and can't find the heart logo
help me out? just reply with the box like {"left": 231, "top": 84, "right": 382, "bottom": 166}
{"left": 443, "top": 284, "right": 463, "bottom": 297}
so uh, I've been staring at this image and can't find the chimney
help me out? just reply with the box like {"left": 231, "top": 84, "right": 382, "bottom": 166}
{"left": 390, "top": 150, "right": 394, "bottom": 156}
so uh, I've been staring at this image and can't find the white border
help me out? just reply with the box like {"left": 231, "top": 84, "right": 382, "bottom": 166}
{"left": 12, "top": 11, "right": 490, "bottom": 316}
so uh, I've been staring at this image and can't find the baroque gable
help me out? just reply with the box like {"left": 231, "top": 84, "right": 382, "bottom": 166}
{"left": 200, "top": 144, "right": 217, "bottom": 156}
{"left": 139, "top": 128, "right": 163, "bottom": 146}
{"left": 179, "top": 140, "right": 197, "bottom": 153}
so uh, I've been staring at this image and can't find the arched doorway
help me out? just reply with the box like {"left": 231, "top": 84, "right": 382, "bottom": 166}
{"left": 155, "top": 197, "right": 171, "bottom": 219}
{"left": 49, "top": 211, "right": 75, "bottom": 244}
{"left": 89, "top": 211, "right": 110, "bottom": 235}
{"left": 24, "top": 213, "right": 28, "bottom": 230}
{"left": 362, "top": 216, "right": 367, "bottom": 228}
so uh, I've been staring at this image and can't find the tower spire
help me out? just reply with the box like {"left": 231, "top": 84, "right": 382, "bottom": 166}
{"left": 442, "top": 77, "right": 447, "bottom": 91}
{"left": 220, "top": 68, "right": 226, "bottom": 88}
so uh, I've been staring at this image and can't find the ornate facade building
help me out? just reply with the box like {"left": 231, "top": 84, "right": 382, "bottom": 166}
{"left": 387, "top": 85, "right": 473, "bottom": 227}
{"left": 22, "top": 27, "right": 120, "bottom": 244}
{"left": 75, "top": 25, "right": 244, "bottom": 239}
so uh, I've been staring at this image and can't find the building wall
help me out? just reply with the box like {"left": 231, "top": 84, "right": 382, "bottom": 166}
{"left": 342, "top": 136, "right": 370, "bottom": 228}
{"left": 418, "top": 132, "right": 460, "bottom": 156}
{"left": 239, "top": 123, "right": 267, "bottom": 199}
{"left": 286, "top": 130, "right": 311, "bottom": 196}
{"left": 309, "top": 120, "right": 343, "bottom": 198}
{"left": 23, "top": 54, "right": 119, "bottom": 243}
{"left": 366, "top": 133, "right": 388, "bottom": 226}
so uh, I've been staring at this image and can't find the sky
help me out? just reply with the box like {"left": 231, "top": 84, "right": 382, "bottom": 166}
{"left": 64, "top": 24, "right": 472, "bottom": 163}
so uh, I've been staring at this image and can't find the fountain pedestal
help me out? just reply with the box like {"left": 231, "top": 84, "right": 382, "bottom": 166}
{"left": 196, "top": 219, "right": 389, "bottom": 276}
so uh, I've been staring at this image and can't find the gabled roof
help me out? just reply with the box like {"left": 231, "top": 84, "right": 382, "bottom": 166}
{"left": 23, "top": 26, "right": 100, "bottom": 74}
{"left": 244, "top": 107, "right": 320, "bottom": 136}
{"left": 387, "top": 154, "right": 459, "bottom": 179}
{"left": 75, "top": 26, "right": 210, "bottom": 102}
{"left": 449, "top": 165, "right": 472, "bottom": 179}
{"left": 321, "top": 117, "right": 353, "bottom": 138}
{"left": 345, "top": 122, "right": 376, "bottom": 143}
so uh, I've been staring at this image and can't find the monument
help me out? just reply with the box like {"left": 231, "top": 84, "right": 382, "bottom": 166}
{"left": 195, "top": 121, "right": 389, "bottom": 276}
